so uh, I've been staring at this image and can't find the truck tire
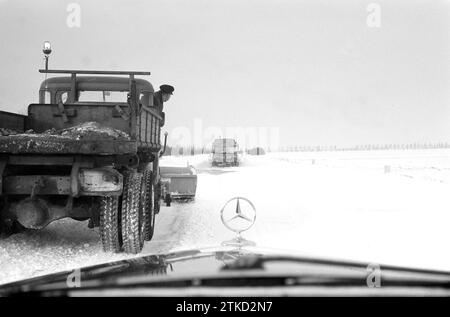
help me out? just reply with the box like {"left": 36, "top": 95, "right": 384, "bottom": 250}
{"left": 142, "top": 169, "right": 156, "bottom": 241}
{"left": 154, "top": 182, "right": 161, "bottom": 215}
{"left": 121, "top": 171, "right": 145, "bottom": 254}
{"left": 0, "top": 200, "right": 4, "bottom": 237}
{"left": 99, "top": 196, "right": 122, "bottom": 253}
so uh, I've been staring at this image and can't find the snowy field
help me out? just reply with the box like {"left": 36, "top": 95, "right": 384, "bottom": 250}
{"left": 1, "top": 149, "right": 450, "bottom": 285}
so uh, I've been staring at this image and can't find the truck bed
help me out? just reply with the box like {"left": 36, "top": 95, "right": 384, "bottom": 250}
{"left": 0, "top": 118, "right": 137, "bottom": 155}
{"left": 0, "top": 134, "right": 137, "bottom": 155}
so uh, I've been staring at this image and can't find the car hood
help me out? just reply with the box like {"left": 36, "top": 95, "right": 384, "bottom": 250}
{"left": 1, "top": 245, "right": 450, "bottom": 296}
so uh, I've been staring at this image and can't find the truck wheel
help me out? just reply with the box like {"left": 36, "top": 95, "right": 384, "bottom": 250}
{"left": 154, "top": 182, "right": 161, "bottom": 215}
{"left": 99, "top": 196, "right": 122, "bottom": 253}
{"left": 142, "top": 169, "right": 156, "bottom": 241}
{"left": 121, "top": 171, "right": 145, "bottom": 254}
{"left": 0, "top": 200, "right": 4, "bottom": 237}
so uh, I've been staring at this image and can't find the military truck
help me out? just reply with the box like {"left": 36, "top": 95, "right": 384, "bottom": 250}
{"left": 211, "top": 138, "right": 240, "bottom": 167}
{"left": 0, "top": 69, "right": 169, "bottom": 254}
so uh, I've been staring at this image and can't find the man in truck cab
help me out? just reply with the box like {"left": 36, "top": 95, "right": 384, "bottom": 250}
{"left": 153, "top": 84, "right": 174, "bottom": 127}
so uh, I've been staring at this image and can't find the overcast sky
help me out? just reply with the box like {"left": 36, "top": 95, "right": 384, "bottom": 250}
{"left": 0, "top": 0, "right": 449, "bottom": 148}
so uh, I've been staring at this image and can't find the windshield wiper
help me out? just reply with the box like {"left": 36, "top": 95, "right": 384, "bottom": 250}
{"left": 221, "top": 254, "right": 450, "bottom": 275}
{"left": 219, "top": 254, "right": 450, "bottom": 287}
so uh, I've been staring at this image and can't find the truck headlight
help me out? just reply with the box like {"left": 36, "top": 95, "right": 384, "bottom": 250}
{"left": 79, "top": 168, "right": 123, "bottom": 195}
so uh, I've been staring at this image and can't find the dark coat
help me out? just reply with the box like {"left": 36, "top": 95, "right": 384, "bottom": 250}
{"left": 153, "top": 91, "right": 164, "bottom": 113}
{"left": 153, "top": 91, "right": 165, "bottom": 126}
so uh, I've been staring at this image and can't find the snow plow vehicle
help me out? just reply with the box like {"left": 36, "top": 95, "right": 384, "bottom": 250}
{"left": 0, "top": 68, "right": 175, "bottom": 254}
{"left": 160, "top": 165, "right": 197, "bottom": 203}
{"left": 211, "top": 138, "right": 240, "bottom": 167}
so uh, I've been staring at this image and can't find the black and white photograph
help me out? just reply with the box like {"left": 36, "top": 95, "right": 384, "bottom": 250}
{"left": 0, "top": 0, "right": 450, "bottom": 299}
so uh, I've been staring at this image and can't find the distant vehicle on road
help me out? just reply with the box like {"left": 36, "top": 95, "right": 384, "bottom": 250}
{"left": 211, "top": 138, "right": 240, "bottom": 167}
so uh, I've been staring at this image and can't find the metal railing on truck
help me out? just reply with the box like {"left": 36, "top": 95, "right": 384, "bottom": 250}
{"left": 37, "top": 69, "right": 162, "bottom": 152}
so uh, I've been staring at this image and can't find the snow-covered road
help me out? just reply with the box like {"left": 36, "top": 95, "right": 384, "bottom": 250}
{"left": 1, "top": 149, "right": 450, "bottom": 285}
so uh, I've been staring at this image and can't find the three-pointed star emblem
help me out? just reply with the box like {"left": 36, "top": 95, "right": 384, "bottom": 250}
{"left": 226, "top": 198, "right": 253, "bottom": 223}
{"left": 220, "top": 197, "right": 256, "bottom": 234}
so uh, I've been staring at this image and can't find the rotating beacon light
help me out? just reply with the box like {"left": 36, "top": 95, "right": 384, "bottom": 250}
{"left": 42, "top": 41, "right": 52, "bottom": 71}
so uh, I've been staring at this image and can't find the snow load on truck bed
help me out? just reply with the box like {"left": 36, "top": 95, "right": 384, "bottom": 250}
{"left": 0, "top": 122, "right": 135, "bottom": 155}
{"left": 1, "top": 122, "right": 130, "bottom": 140}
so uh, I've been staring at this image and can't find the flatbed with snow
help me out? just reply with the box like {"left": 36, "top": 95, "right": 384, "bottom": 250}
{"left": 0, "top": 134, "right": 137, "bottom": 155}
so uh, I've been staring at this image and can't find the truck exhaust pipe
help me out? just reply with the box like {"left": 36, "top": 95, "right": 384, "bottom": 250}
{"left": 159, "top": 131, "right": 168, "bottom": 157}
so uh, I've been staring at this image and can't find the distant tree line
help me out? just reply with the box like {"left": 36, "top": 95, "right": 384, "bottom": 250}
{"left": 162, "top": 145, "right": 273, "bottom": 156}
{"left": 161, "top": 142, "right": 450, "bottom": 156}
{"left": 278, "top": 142, "right": 450, "bottom": 152}
{"left": 162, "top": 146, "right": 211, "bottom": 156}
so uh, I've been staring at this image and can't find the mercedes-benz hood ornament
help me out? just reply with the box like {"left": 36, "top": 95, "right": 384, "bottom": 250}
{"left": 220, "top": 197, "right": 256, "bottom": 247}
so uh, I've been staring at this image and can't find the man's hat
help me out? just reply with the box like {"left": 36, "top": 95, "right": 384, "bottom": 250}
{"left": 160, "top": 85, "right": 174, "bottom": 95}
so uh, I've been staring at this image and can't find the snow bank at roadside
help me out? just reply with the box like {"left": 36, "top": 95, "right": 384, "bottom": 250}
{"left": 0, "top": 219, "right": 138, "bottom": 285}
